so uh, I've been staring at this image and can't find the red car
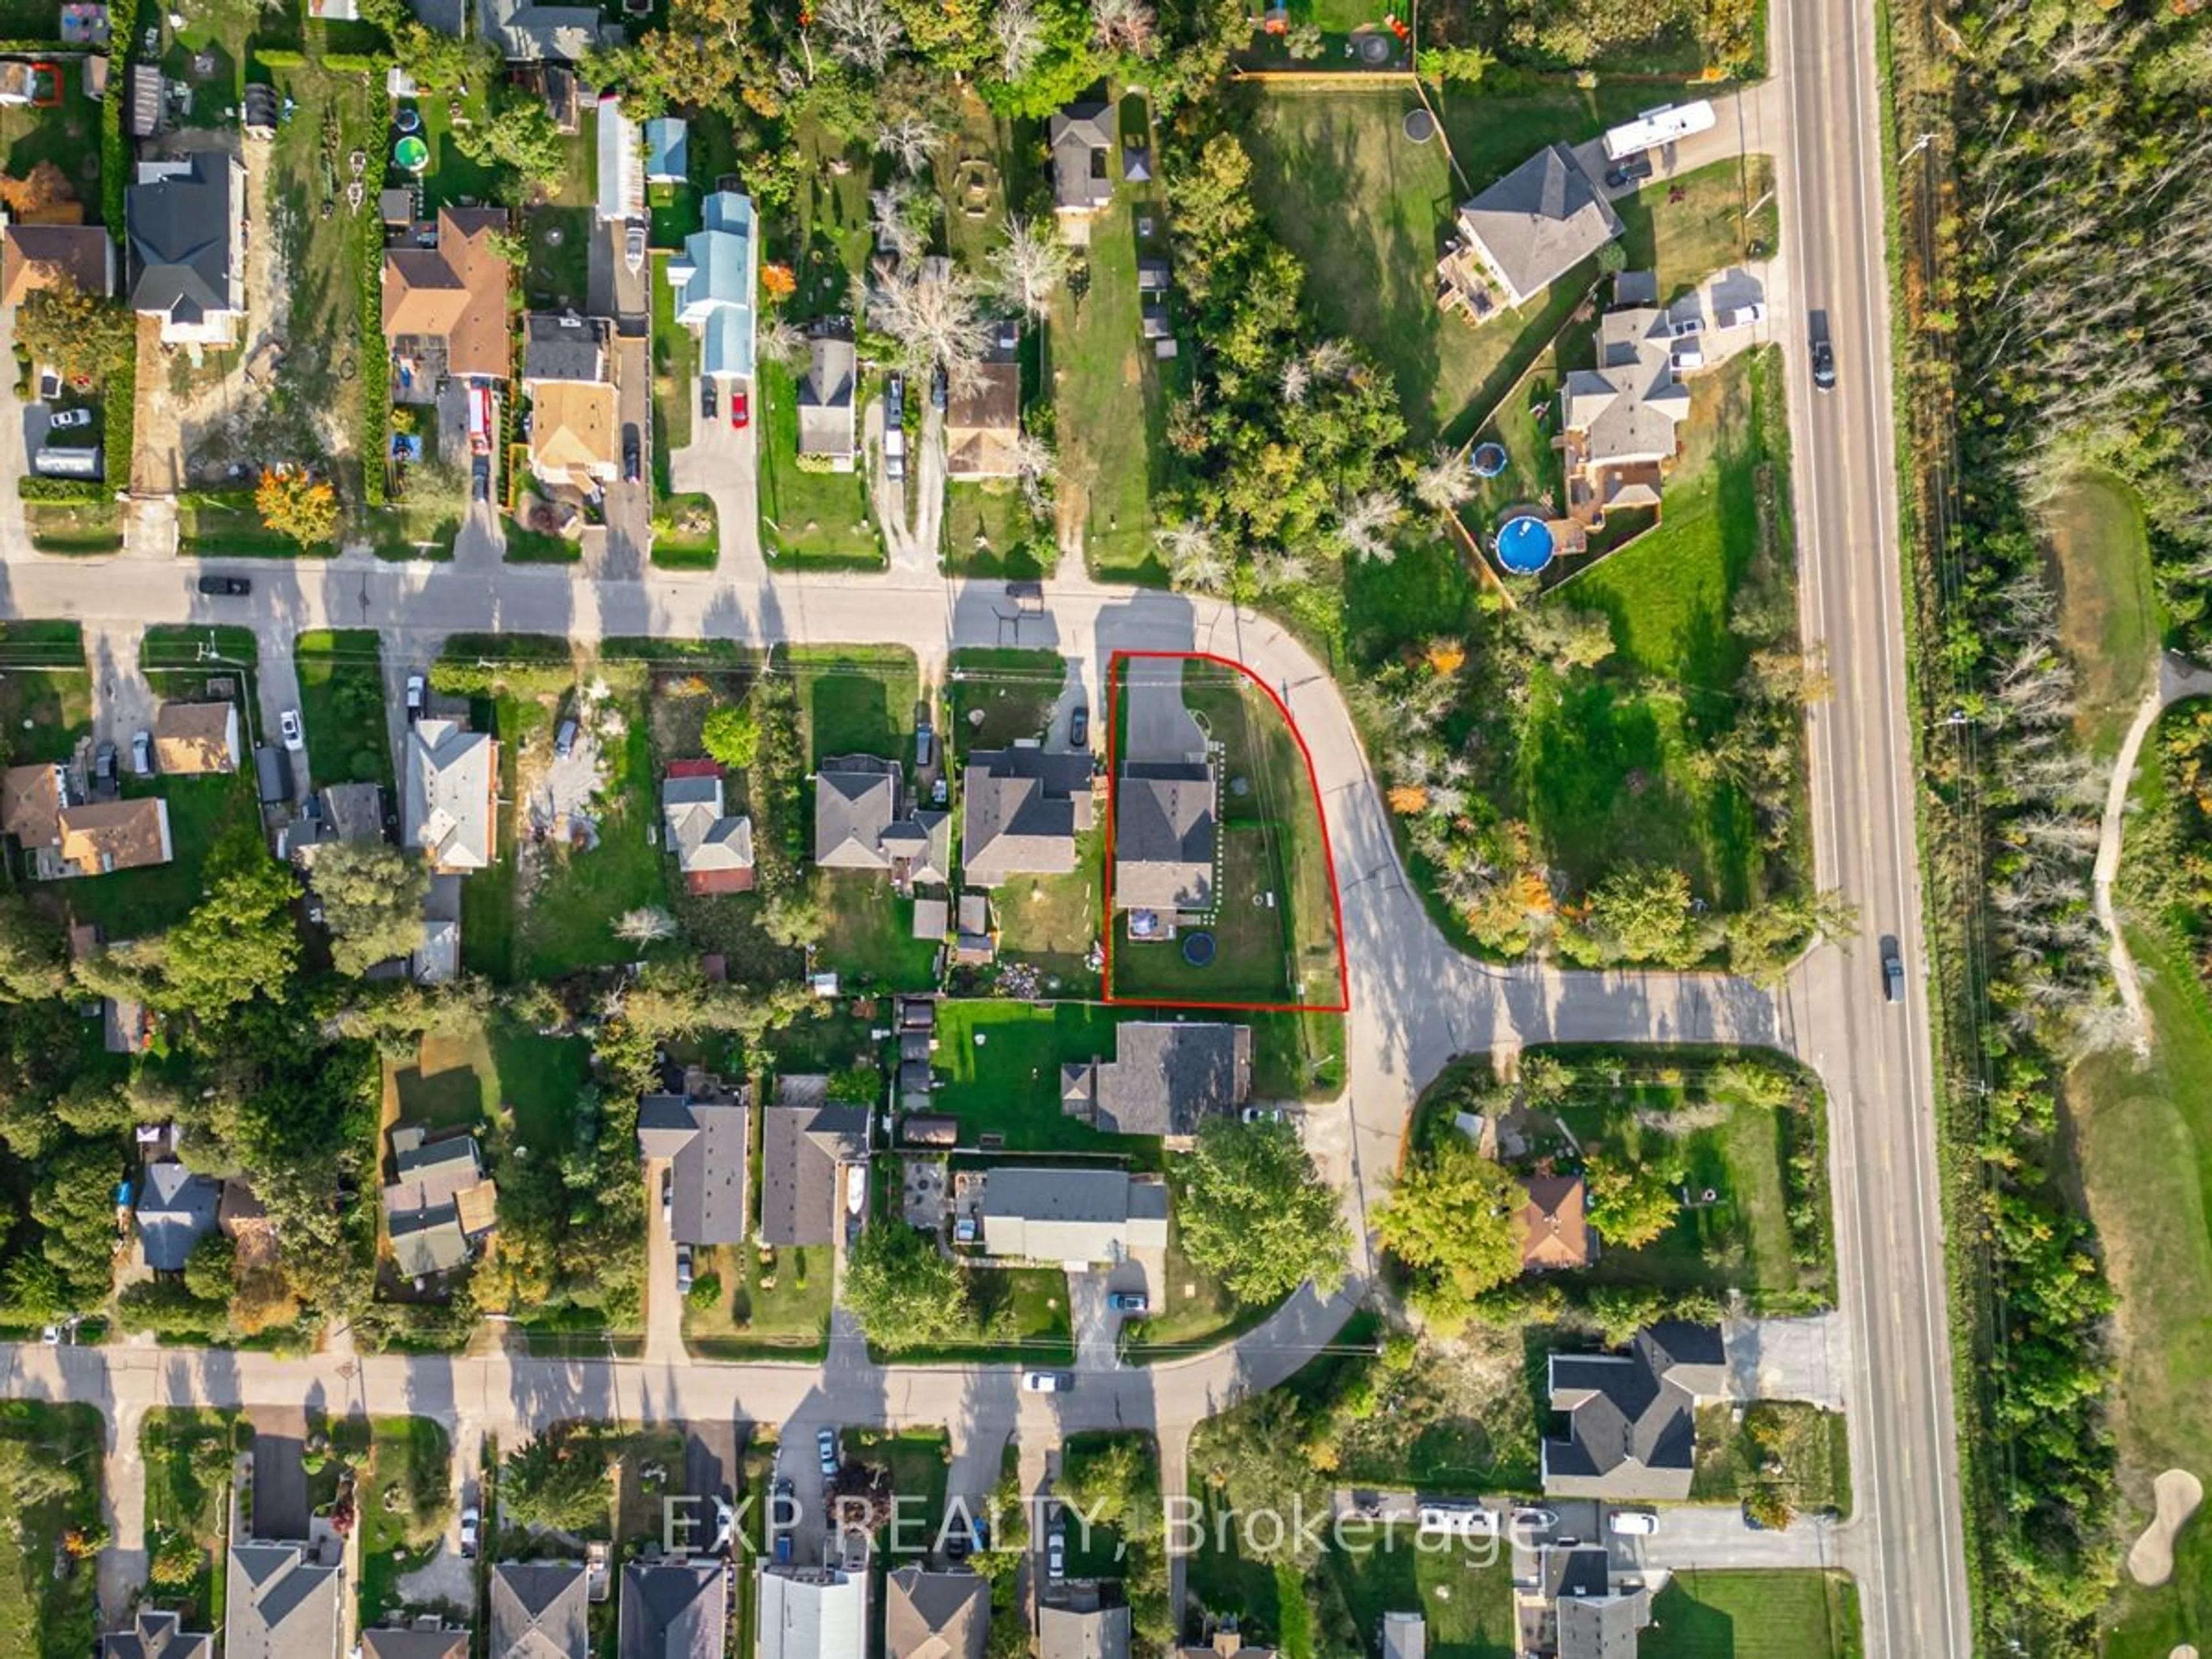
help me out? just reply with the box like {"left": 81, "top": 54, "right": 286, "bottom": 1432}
{"left": 730, "top": 388, "right": 749, "bottom": 430}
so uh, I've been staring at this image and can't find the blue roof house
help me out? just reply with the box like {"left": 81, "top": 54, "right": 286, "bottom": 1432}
{"left": 666, "top": 191, "right": 757, "bottom": 381}
{"left": 644, "top": 118, "right": 689, "bottom": 185}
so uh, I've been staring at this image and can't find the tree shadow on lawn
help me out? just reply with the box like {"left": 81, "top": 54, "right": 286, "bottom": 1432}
{"left": 807, "top": 669, "right": 900, "bottom": 762}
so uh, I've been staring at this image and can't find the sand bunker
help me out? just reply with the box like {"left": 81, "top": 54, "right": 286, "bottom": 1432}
{"left": 2126, "top": 1468, "right": 2203, "bottom": 1587}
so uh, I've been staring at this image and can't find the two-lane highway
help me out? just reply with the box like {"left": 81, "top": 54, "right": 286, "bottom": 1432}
{"left": 1776, "top": 0, "right": 1974, "bottom": 1652}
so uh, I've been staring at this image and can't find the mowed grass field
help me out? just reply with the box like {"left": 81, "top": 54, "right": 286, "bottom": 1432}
{"left": 1643, "top": 1571, "right": 1863, "bottom": 1658}
{"left": 2040, "top": 465, "right": 2157, "bottom": 756}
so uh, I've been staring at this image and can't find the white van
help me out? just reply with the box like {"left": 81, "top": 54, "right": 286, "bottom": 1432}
{"left": 1609, "top": 1510, "right": 1660, "bottom": 1536}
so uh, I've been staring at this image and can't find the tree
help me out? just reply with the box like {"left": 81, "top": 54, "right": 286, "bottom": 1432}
{"left": 312, "top": 840, "right": 430, "bottom": 976}
{"left": 990, "top": 0, "right": 1045, "bottom": 79}
{"left": 16, "top": 280, "right": 131, "bottom": 391}
{"left": 454, "top": 92, "right": 570, "bottom": 193}
{"left": 162, "top": 828, "right": 300, "bottom": 1011}
{"left": 1416, "top": 41, "right": 1493, "bottom": 84}
{"left": 31, "top": 1140, "right": 120, "bottom": 1306}
{"left": 702, "top": 706, "right": 760, "bottom": 768}
{"left": 1517, "top": 603, "right": 1617, "bottom": 671}
{"left": 870, "top": 256, "right": 993, "bottom": 391}
{"left": 1179, "top": 1118, "right": 1348, "bottom": 1305}
{"left": 503, "top": 1427, "right": 617, "bottom": 1531}
{"left": 1576, "top": 863, "right": 1702, "bottom": 967}
{"left": 989, "top": 214, "right": 1072, "bottom": 322}
{"left": 1412, "top": 445, "right": 1473, "bottom": 513}
{"left": 182, "top": 1232, "right": 237, "bottom": 1306}
{"left": 0, "top": 893, "right": 66, "bottom": 1002}
{"left": 818, "top": 0, "right": 905, "bottom": 73}
{"left": 1371, "top": 1135, "right": 1523, "bottom": 1323}
{"left": 256, "top": 469, "right": 341, "bottom": 546}
{"left": 763, "top": 889, "right": 826, "bottom": 949}
{"left": 1062, "top": 1436, "right": 1158, "bottom": 1539}
{"left": 1089, "top": 0, "right": 1156, "bottom": 54}
{"left": 876, "top": 115, "right": 944, "bottom": 175}
{"left": 1156, "top": 520, "right": 1227, "bottom": 593}
{"left": 0, "top": 160, "right": 73, "bottom": 215}
{"left": 843, "top": 1222, "right": 973, "bottom": 1351}
{"left": 1584, "top": 1156, "right": 1680, "bottom": 1248}
{"left": 614, "top": 908, "right": 679, "bottom": 945}
{"left": 1334, "top": 488, "right": 1404, "bottom": 562}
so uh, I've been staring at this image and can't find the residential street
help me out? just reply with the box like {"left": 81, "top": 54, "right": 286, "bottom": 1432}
{"left": 0, "top": 0, "right": 1971, "bottom": 1643}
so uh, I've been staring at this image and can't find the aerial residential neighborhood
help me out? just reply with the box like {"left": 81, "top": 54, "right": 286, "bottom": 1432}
{"left": 0, "top": 0, "right": 2195, "bottom": 1655}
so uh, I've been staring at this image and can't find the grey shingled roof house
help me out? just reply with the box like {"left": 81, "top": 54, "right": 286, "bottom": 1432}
{"left": 759, "top": 1103, "right": 870, "bottom": 1245}
{"left": 488, "top": 1560, "right": 590, "bottom": 1658}
{"left": 103, "top": 1608, "right": 213, "bottom": 1659}
{"left": 1446, "top": 143, "right": 1623, "bottom": 309}
{"left": 226, "top": 1539, "right": 346, "bottom": 1659}
{"left": 637, "top": 1083, "right": 751, "bottom": 1245}
{"left": 887, "top": 1566, "right": 989, "bottom": 1659}
{"left": 127, "top": 152, "right": 246, "bottom": 346}
{"left": 1047, "top": 101, "right": 1116, "bottom": 216}
{"left": 383, "top": 1127, "right": 497, "bottom": 1278}
{"left": 361, "top": 1630, "right": 468, "bottom": 1659}
{"left": 1541, "top": 1321, "right": 1728, "bottom": 1501}
{"left": 1112, "top": 761, "right": 1215, "bottom": 915}
{"left": 797, "top": 335, "right": 858, "bottom": 468}
{"left": 1060, "top": 1021, "right": 1251, "bottom": 1143}
{"left": 961, "top": 748, "right": 1094, "bottom": 887}
{"left": 815, "top": 756, "right": 950, "bottom": 889}
{"left": 976, "top": 1168, "right": 1168, "bottom": 1264}
{"left": 618, "top": 1559, "right": 726, "bottom": 1659}
{"left": 137, "top": 1160, "right": 221, "bottom": 1272}
{"left": 1534, "top": 1544, "right": 1651, "bottom": 1658}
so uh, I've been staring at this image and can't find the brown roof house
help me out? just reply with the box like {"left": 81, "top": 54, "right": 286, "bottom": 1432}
{"left": 1559, "top": 301, "right": 1694, "bottom": 531}
{"left": 960, "top": 747, "right": 1093, "bottom": 888}
{"left": 522, "top": 312, "right": 620, "bottom": 490}
{"left": 56, "top": 798, "right": 173, "bottom": 877}
{"left": 661, "top": 760, "right": 755, "bottom": 895}
{"left": 384, "top": 206, "right": 514, "bottom": 385}
{"left": 1541, "top": 1321, "right": 1729, "bottom": 1501}
{"left": 2, "top": 224, "right": 114, "bottom": 308}
{"left": 945, "top": 322, "right": 1021, "bottom": 480}
{"left": 886, "top": 1566, "right": 988, "bottom": 1659}
{"left": 814, "top": 755, "right": 951, "bottom": 893}
{"left": 152, "top": 700, "right": 242, "bottom": 775}
{"left": 1112, "top": 761, "right": 1215, "bottom": 921}
{"left": 1060, "top": 1021, "right": 1250, "bottom": 1145}
{"left": 1438, "top": 143, "right": 1621, "bottom": 320}
{"left": 1, "top": 760, "right": 65, "bottom": 861}
{"left": 382, "top": 1125, "right": 498, "bottom": 1279}
{"left": 1517, "top": 1174, "right": 1594, "bottom": 1272}
{"left": 758, "top": 1100, "right": 869, "bottom": 1245}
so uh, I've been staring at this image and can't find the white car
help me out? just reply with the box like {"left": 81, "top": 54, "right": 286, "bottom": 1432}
{"left": 48, "top": 408, "right": 92, "bottom": 430}
{"left": 404, "top": 673, "right": 426, "bottom": 719}
{"left": 459, "top": 1506, "right": 480, "bottom": 1556}
{"left": 279, "top": 709, "right": 304, "bottom": 752}
{"left": 1023, "top": 1370, "right": 1065, "bottom": 1393}
{"left": 1609, "top": 1510, "right": 1660, "bottom": 1536}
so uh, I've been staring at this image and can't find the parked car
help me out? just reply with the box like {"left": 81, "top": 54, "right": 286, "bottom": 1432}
{"left": 817, "top": 1427, "right": 839, "bottom": 1477}
{"left": 459, "top": 1506, "right": 480, "bottom": 1556}
{"left": 710, "top": 1492, "right": 735, "bottom": 1554}
{"left": 471, "top": 453, "right": 490, "bottom": 502}
{"left": 1022, "top": 1370, "right": 1067, "bottom": 1393}
{"left": 702, "top": 380, "right": 718, "bottom": 421}
{"left": 675, "top": 1243, "right": 693, "bottom": 1295}
{"left": 130, "top": 730, "right": 152, "bottom": 777}
{"left": 279, "top": 709, "right": 305, "bottom": 752}
{"left": 1107, "top": 1291, "right": 1149, "bottom": 1313}
{"left": 1068, "top": 704, "right": 1089, "bottom": 748}
{"left": 1604, "top": 154, "right": 1654, "bottom": 188}
{"left": 1811, "top": 336, "right": 1838, "bottom": 391}
{"left": 624, "top": 224, "right": 646, "bottom": 273}
{"left": 731, "top": 387, "right": 749, "bottom": 429}
{"left": 930, "top": 366, "right": 947, "bottom": 412}
{"left": 93, "top": 741, "right": 116, "bottom": 790}
{"left": 48, "top": 408, "right": 92, "bottom": 430}
{"left": 885, "top": 373, "right": 906, "bottom": 426}
{"left": 623, "top": 424, "right": 643, "bottom": 483}
{"left": 1512, "top": 1508, "right": 1559, "bottom": 1532}
{"left": 661, "top": 1168, "right": 673, "bottom": 1228}
{"left": 1609, "top": 1510, "right": 1659, "bottom": 1536}
{"left": 405, "top": 674, "right": 426, "bottom": 720}
{"left": 1046, "top": 1527, "right": 1066, "bottom": 1580}
{"left": 1882, "top": 938, "right": 1906, "bottom": 1004}
{"left": 915, "top": 721, "right": 935, "bottom": 770}
{"left": 196, "top": 574, "right": 251, "bottom": 596}
{"left": 1717, "top": 301, "right": 1767, "bottom": 328}
{"left": 1240, "top": 1105, "right": 1285, "bottom": 1124}
{"left": 555, "top": 718, "right": 578, "bottom": 760}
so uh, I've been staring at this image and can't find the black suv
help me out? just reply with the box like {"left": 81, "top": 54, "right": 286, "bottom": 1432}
{"left": 196, "top": 574, "right": 251, "bottom": 596}
{"left": 1811, "top": 337, "right": 1838, "bottom": 392}
{"left": 1604, "top": 154, "right": 1654, "bottom": 189}
{"left": 622, "top": 424, "right": 643, "bottom": 483}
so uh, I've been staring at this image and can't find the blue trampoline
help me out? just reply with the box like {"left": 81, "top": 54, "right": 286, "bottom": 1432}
{"left": 1496, "top": 514, "right": 1557, "bottom": 574}
{"left": 1181, "top": 931, "right": 1217, "bottom": 968}
{"left": 1470, "top": 441, "right": 1508, "bottom": 478}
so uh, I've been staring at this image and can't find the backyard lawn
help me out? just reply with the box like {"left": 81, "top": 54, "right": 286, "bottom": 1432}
{"left": 991, "top": 832, "right": 1103, "bottom": 995}
{"left": 929, "top": 1001, "right": 1148, "bottom": 1155}
{"left": 815, "top": 870, "right": 941, "bottom": 991}
{"left": 2042, "top": 465, "right": 2157, "bottom": 756}
{"left": 1642, "top": 1570, "right": 1863, "bottom": 1659}
{"left": 1054, "top": 183, "right": 1172, "bottom": 582}
{"left": 685, "top": 1242, "right": 835, "bottom": 1359}
{"left": 0, "top": 624, "right": 92, "bottom": 760}
{"left": 1315, "top": 1526, "right": 1518, "bottom": 1656}
{"left": 0, "top": 1403, "right": 101, "bottom": 1659}
{"left": 51, "top": 770, "right": 260, "bottom": 940}
{"left": 758, "top": 361, "right": 881, "bottom": 568}
{"left": 295, "top": 630, "right": 394, "bottom": 792}
{"left": 141, "top": 1408, "right": 249, "bottom": 1630}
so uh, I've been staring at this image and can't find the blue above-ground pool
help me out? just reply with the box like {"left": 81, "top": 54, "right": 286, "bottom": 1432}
{"left": 1496, "top": 514, "right": 1557, "bottom": 574}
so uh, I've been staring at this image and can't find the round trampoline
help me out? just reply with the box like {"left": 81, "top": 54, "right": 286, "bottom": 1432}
{"left": 393, "top": 107, "right": 423, "bottom": 135}
{"left": 1470, "top": 441, "right": 1508, "bottom": 478}
{"left": 1496, "top": 514, "right": 1558, "bottom": 574}
{"left": 1181, "top": 931, "right": 1218, "bottom": 969}
{"left": 1403, "top": 108, "right": 1436, "bottom": 144}
{"left": 393, "top": 135, "right": 429, "bottom": 172}
{"left": 1355, "top": 31, "right": 1393, "bottom": 63}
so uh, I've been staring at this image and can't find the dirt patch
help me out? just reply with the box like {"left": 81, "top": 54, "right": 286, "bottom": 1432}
{"left": 514, "top": 680, "right": 620, "bottom": 896}
{"left": 2127, "top": 1468, "right": 2203, "bottom": 1587}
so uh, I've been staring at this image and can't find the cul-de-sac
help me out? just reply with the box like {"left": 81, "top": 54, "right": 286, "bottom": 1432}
{"left": 0, "top": 0, "right": 2203, "bottom": 1654}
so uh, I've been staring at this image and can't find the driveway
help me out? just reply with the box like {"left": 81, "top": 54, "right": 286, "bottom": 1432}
{"left": 1630, "top": 1503, "right": 1844, "bottom": 1571}
{"left": 669, "top": 389, "right": 762, "bottom": 578}
{"left": 1724, "top": 1313, "right": 1848, "bottom": 1410}
{"left": 84, "top": 622, "right": 158, "bottom": 751}
{"left": 1120, "top": 656, "right": 1203, "bottom": 764}
{"left": 642, "top": 1160, "right": 682, "bottom": 1363}
{"left": 249, "top": 1408, "right": 309, "bottom": 1541}
{"left": 597, "top": 335, "right": 653, "bottom": 579}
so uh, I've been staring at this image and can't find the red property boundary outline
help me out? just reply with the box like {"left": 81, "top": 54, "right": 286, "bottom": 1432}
{"left": 1100, "top": 649, "right": 1353, "bottom": 1015}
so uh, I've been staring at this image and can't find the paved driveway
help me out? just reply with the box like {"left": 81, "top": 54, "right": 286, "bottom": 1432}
{"left": 669, "top": 391, "right": 761, "bottom": 577}
{"left": 1121, "top": 657, "right": 1203, "bottom": 763}
{"left": 249, "top": 1409, "right": 309, "bottom": 1540}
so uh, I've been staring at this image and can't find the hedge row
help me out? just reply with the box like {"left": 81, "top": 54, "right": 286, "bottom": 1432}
{"left": 17, "top": 476, "right": 107, "bottom": 503}
{"left": 358, "top": 82, "right": 393, "bottom": 509}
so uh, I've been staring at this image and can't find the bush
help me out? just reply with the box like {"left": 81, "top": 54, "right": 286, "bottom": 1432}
{"left": 254, "top": 48, "right": 308, "bottom": 68}
{"left": 17, "top": 477, "right": 108, "bottom": 503}
{"left": 685, "top": 1272, "right": 721, "bottom": 1310}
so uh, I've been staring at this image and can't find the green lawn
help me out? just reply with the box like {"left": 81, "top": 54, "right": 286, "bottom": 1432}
{"left": 929, "top": 1001, "right": 1151, "bottom": 1154}
{"left": 788, "top": 116, "right": 873, "bottom": 323}
{"left": 992, "top": 834, "right": 1103, "bottom": 995}
{"left": 1055, "top": 186, "right": 1172, "bottom": 581}
{"left": 1642, "top": 1570, "right": 1863, "bottom": 1659}
{"left": 412, "top": 81, "right": 498, "bottom": 214}
{"left": 685, "top": 1241, "right": 835, "bottom": 1359}
{"left": 24, "top": 502, "right": 124, "bottom": 554}
{"left": 872, "top": 1264, "right": 1073, "bottom": 1365}
{"left": 1113, "top": 824, "right": 1291, "bottom": 1001}
{"left": 840, "top": 1427, "right": 951, "bottom": 1559}
{"left": 0, "top": 631, "right": 92, "bottom": 761}
{"left": 356, "top": 1418, "right": 453, "bottom": 1630}
{"left": 1616, "top": 157, "right": 1779, "bottom": 305}
{"left": 141, "top": 1408, "right": 249, "bottom": 1630}
{"left": 946, "top": 647, "right": 1067, "bottom": 753}
{"left": 517, "top": 690, "right": 670, "bottom": 981}
{"left": 650, "top": 250, "right": 696, "bottom": 474}
{"left": 653, "top": 493, "right": 721, "bottom": 569}
{"left": 0, "top": 1403, "right": 101, "bottom": 1659}
{"left": 2042, "top": 465, "right": 2158, "bottom": 756}
{"left": 758, "top": 360, "right": 882, "bottom": 568}
{"left": 793, "top": 646, "right": 920, "bottom": 764}
{"left": 490, "top": 1024, "right": 594, "bottom": 1154}
{"left": 944, "top": 481, "right": 1054, "bottom": 579}
{"left": 49, "top": 770, "right": 260, "bottom": 940}
{"left": 0, "top": 71, "right": 102, "bottom": 214}
{"left": 459, "top": 692, "right": 527, "bottom": 983}
{"left": 2074, "top": 922, "right": 2212, "bottom": 1655}
{"left": 1317, "top": 1525, "right": 1518, "bottom": 1656}
{"left": 1692, "top": 1401, "right": 1851, "bottom": 1518}
{"left": 178, "top": 493, "right": 334, "bottom": 558}
{"left": 1120, "top": 1166, "right": 1251, "bottom": 1361}
{"left": 815, "top": 870, "right": 941, "bottom": 992}
{"left": 295, "top": 630, "right": 394, "bottom": 792}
